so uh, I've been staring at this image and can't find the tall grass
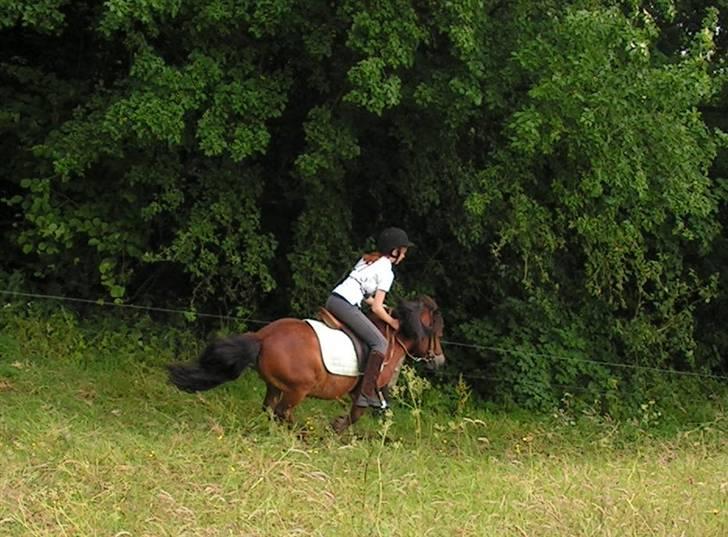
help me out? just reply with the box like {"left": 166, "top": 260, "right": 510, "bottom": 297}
{"left": 1, "top": 304, "right": 726, "bottom": 536}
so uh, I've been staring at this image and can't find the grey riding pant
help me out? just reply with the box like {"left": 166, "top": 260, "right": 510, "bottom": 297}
{"left": 325, "top": 294, "right": 387, "bottom": 355}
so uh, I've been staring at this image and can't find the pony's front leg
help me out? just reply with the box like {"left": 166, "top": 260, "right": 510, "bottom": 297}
{"left": 331, "top": 404, "right": 367, "bottom": 433}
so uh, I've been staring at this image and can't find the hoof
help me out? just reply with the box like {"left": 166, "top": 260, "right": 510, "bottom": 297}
{"left": 331, "top": 415, "right": 350, "bottom": 434}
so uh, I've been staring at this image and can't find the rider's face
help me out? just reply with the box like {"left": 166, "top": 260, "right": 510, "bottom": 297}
{"left": 393, "top": 246, "right": 408, "bottom": 265}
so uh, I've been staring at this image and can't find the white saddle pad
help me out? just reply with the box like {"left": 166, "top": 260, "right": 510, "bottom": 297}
{"left": 305, "top": 319, "right": 360, "bottom": 377}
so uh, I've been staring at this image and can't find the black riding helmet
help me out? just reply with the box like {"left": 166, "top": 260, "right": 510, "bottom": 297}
{"left": 377, "top": 227, "right": 415, "bottom": 254}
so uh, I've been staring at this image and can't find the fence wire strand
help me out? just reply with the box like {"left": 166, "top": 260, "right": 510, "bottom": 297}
{"left": 1, "top": 289, "right": 270, "bottom": 325}
{"left": 441, "top": 340, "right": 728, "bottom": 381}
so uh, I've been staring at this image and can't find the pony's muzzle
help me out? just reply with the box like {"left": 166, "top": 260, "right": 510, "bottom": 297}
{"left": 426, "top": 353, "right": 446, "bottom": 370}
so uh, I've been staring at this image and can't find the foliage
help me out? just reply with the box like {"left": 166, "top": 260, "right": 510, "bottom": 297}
{"left": 1, "top": 0, "right": 727, "bottom": 408}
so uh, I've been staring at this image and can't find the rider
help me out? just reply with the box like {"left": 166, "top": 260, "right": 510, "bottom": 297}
{"left": 325, "top": 227, "right": 414, "bottom": 409}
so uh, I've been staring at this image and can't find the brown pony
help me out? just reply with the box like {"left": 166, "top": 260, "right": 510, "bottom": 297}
{"left": 167, "top": 296, "right": 445, "bottom": 432}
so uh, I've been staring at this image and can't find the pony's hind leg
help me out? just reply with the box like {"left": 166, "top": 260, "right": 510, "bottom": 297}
{"left": 262, "top": 384, "right": 282, "bottom": 414}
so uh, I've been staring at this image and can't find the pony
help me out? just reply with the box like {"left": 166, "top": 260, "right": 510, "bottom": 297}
{"left": 167, "top": 296, "right": 445, "bottom": 432}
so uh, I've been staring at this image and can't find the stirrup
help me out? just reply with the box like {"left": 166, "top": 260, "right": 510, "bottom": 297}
{"left": 356, "top": 389, "right": 388, "bottom": 410}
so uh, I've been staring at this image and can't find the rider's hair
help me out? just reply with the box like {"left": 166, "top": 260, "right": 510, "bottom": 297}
{"left": 363, "top": 244, "right": 405, "bottom": 264}
{"left": 362, "top": 251, "right": 383, "bottom": 264}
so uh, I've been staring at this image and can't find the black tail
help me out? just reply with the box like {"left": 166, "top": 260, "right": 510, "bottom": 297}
{"left": 167, "top": 334, "right": 261, "bottom": 393}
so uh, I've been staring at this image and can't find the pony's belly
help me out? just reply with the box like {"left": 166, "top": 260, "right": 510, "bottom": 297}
{"left": 309, "top": 375, "right": 359, "bottom": 400}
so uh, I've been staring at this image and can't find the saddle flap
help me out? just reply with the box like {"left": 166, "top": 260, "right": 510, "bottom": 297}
{"left": 306, "top": 319, "right": 363, "bottom": 376}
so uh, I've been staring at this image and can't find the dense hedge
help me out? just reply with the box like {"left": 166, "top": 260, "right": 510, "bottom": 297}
{"left": 2, "top": 0, "right": 726, "bottom": 410}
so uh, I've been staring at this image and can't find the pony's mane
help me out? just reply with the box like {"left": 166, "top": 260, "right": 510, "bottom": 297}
{"left": 394, "top": 295, "right": 442, "bottom": 340}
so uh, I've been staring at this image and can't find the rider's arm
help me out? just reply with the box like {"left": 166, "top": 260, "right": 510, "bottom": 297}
{"left": 369, "top": 290, "right": 400, "bottom": 331}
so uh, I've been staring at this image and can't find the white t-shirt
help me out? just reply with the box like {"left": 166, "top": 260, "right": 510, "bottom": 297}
{"left": 332, "top": 257, "right": 394, "bottom": 306}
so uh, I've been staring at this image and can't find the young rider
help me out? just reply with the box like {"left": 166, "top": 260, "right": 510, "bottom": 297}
{"left": 325, "top": 227, "right": 414, "bottom": 409}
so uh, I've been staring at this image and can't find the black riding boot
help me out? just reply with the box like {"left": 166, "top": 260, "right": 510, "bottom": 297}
{"left": 356, "top": 350, "right": 386, "bottom": 409}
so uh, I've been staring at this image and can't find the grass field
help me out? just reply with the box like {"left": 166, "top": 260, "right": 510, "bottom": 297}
{"left": 1, "top": 307, "right": 727, "bottom": 536}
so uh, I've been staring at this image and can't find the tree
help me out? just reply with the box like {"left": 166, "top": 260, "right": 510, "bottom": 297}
{"left": 1, "top": 0, "right": 725, "bottom": 409}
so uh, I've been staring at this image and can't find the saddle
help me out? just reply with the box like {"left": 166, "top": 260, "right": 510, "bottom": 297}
{"left": 318, "top": 307, "right": 344, "bottom": 331}
{"left": 317, "top": 307, "right": 368, "bottom": 368}
{"left": 315, "top": 307, "right": 398, "bottom": 385}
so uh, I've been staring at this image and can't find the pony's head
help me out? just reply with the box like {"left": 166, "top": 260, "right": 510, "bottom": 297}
{"left": 394, "top": 295, "right": 446, "bottom": 369}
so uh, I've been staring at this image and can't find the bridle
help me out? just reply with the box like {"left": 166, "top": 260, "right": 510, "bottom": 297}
{"left": 390, "top": 308, "right": 441, "bottom": 365}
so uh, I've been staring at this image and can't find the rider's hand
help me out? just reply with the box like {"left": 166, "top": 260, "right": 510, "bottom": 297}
{"left": 390, "top": 319, "right": 400, "bottom": 331}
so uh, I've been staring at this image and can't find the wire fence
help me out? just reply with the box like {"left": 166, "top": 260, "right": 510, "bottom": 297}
{"left": 3, "top": 288, "right": 727, "bottom": 384}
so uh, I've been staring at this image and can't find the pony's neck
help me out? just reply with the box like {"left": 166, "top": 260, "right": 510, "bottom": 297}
{"left": 367, "top": 312, "right": 415, "bottom": 354}
{"left": 367, "top": 312, "right": 398, "bottom": 337}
